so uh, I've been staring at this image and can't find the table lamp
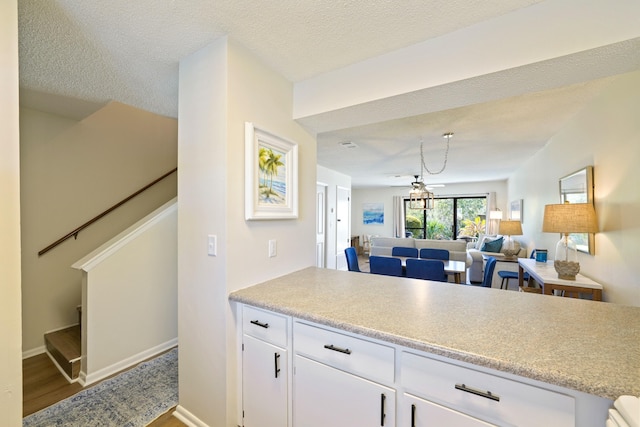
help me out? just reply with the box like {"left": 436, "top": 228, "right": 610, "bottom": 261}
{"left": 542, "top": 201, "right": 598, "bottom": 280}
{"left": 498, "top": 220, "right": 522, "bottom": 257}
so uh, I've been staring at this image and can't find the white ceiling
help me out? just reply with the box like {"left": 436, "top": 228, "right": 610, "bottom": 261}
{"left": 17, "top": 0, "right": 640, "bottom": 188}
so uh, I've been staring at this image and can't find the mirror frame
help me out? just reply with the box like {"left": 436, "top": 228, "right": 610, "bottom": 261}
{"left": 559, "top": 166, "right": 595, "bottom": 255}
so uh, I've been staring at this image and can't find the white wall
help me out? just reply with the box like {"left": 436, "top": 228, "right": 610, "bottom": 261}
{"left": 352, "top": 180, "right": 507, "bottom": 241}
{"left": 177, "top": 37, "right": 316, "bottom": 426}
{"left": 509, "top": 70, "right": 640, "bottom": 306}
{"left": 0, "top": 0, "right": 23, "bottom": 424}
{"left": 20, "top": 103, "right": 178, "bottom": 355}
{"left": 72, "top": 200, "right": 177, "bottom": 385}
{"left": 317, "top": 165, "right": 352, "bottom": 269}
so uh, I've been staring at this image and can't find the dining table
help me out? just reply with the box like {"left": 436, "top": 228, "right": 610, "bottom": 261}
{"left": 386, "top": 255, "right": 466, "bottom": 284}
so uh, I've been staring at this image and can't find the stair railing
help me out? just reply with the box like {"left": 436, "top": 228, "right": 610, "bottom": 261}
{"left": 38, "top": 167, "right": 177, "bottom": 256}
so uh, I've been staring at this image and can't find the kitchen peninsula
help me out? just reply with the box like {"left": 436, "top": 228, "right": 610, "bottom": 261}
{"left": 230, "top": 267, "right": 639, "bottom": 427}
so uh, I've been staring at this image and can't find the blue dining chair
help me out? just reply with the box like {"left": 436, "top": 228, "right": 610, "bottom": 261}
{"left": 369, "top": 256, "right": 403, "bottom": 277}
{"left": 344, "top": 247, "right": 361, "bottom": 272}
{"left": 474, "top": 256, "right": 497, "bottom": 288}
{"left": 419, "top": 248, "right": 449, "bottom": 260}
{"left": 498, "top": 250, "right": 536, "bottom": 290}
{"left": 391, "top": 246, "right": 418, "bottom": 258}
{"left": 405, "top": 258, "right": 447, "bottom": 282}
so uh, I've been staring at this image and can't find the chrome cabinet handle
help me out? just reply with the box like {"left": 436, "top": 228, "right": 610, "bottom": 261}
{"left": 323, "top": 344, "right": 351, "bottom": 355}
{"left": 455, "top": 383, "right": 500, "bottom": 402}
{"left": 250, "top": 319, "right": 269, "bottom": 329}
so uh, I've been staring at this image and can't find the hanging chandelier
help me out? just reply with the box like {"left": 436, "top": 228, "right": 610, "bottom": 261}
{"left": 409, "top": 175, "right": 434, "bottom": 210}
{"left": 408, "top": 132, "right": 453, "bottom": 210}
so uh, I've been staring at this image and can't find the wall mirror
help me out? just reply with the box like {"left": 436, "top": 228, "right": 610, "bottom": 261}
{"left": 559, "top": 165, "right": 595, "bottom": 254}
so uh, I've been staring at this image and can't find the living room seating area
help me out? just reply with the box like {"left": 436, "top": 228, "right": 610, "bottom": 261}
{"left": 367, "top": 235, "right": 529, "bottom": 287}
{"left": 467, "top": 234, "right": 527, "bottom": 285}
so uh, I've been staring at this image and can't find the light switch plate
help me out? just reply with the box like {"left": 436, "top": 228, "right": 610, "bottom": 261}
{"left": 208, "top": 235, "right": 217, "bottom": 256}
{"left": 268, "top": 239, "right": 277, "bottom": 257}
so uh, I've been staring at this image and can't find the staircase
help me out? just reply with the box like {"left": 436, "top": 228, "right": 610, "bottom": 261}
{"left": 44, "top": 307, "right": 81, "bottom": 382}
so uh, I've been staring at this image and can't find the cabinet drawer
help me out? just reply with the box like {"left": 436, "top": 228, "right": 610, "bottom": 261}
{"left": 401, "top": 352, "right": 575, "bottom": 427}
{"left": 294, "top": 321, "right": 395, "bottom": 384}
{"left": 243, "top": 305, "right": 288, "bottom": 348}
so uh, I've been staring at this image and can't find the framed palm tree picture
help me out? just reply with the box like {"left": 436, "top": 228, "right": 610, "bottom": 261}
{"left": 245, "top": 122, "right": 298, "bottom": 220}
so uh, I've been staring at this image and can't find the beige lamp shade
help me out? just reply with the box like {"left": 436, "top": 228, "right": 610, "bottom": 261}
{"left": 498, "top": 220, "right": 522, "bottom": 236}
{"left": 542, "top": 202, "right": 598, "bottom": 233}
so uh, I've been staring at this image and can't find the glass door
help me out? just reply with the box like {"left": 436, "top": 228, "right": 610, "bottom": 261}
{"left": 405, "top": 196, "right": 486, "bottom": 241}
{"left": 456, "top": 197, "right": 487, "bottom": 242}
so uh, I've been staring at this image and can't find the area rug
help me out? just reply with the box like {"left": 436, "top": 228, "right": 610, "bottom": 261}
{"left": 24, "top": 348, "right": 178, "bottom": 427}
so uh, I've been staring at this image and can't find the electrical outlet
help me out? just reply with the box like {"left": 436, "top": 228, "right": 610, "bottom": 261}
{"left": 268, "top": 239, "right": 277, "bottom": 257}
{"left": 208, "top": 235, "right": 217, "bottom": 256}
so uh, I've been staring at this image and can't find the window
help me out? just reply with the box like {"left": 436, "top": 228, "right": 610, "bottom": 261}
{"left": 404, "top": 196, "right": 487, "bottom": 240}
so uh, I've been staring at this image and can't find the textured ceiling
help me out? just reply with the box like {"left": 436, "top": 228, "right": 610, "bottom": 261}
{"left": 17, "top": 0, "right": 640, "bottom": 188}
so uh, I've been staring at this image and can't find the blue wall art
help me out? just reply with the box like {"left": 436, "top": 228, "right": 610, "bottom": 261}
{"left": 363, "top": 203, "right": 384, "bottom": 225}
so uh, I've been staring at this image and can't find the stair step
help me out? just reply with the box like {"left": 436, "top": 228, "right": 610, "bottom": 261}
{"left": 44, "top": 325, "right": 81, "bottom": 381}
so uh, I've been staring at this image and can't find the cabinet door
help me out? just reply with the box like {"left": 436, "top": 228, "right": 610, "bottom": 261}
{"left": 294, "top": 355, "right": 395, "bottom": 427}
{"left": 403, "top": 394, "right": 497, "bottom": 427}
{"left": 243, "top": 334, "right": 288, "bottom": 427}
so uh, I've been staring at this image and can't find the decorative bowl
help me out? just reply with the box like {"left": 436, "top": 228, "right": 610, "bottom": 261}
{"left": 554, "top": 260, "right": 580, "bottom": 280}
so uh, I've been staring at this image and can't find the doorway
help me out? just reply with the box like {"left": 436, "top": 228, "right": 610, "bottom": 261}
{"left": 335, "top": 186, "right": 350, "bottom": 270}
{"left": 316, "top": 184, "right": 327, "bottom": 268}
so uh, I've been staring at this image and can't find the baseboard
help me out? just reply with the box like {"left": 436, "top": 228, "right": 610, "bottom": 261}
{"left": 79, "top": 337, "right": 177, "bottom": 387}
{"left": 172, "top": 405, "right": 211, "bottom": 427}
{"left": 23, "top": 345, "right": 45, "bottom": 360}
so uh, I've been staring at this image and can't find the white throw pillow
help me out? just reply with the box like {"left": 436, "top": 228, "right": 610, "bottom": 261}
{"left": 476, "top": 234, "right": 497, "bottom": 250}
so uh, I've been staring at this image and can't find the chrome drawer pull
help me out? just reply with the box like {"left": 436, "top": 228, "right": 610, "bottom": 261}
{"left": 250, "top": 320, "right": 269, "bottom": 329}
{"left": 323, "top": 344, "right": 352, "bottom": 355}
{"left": 455, "top": 383, "right": 500, "bottom": 402}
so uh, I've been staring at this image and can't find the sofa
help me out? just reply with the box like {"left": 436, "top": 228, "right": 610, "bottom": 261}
{"left": 467, "top": 235, "right": 527, "bottom": 286}
{"left": 369, "top": 237, "right": 472, "bottom": 283}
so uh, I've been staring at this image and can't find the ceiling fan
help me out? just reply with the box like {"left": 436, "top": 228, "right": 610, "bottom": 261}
{"left": 389, "top": 174, "right": 444, "bottom": 189}
{"left": 409, "top": 175, "right": 444, "bottom": 190}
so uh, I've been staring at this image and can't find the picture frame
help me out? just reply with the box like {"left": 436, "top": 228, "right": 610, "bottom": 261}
{"left": 245, "top": 122, "right": 298, "bottom": 220}
{"left": 509, "top": 199, "right": 523, "bottom": 223}
{"left": 362, "top": 203, "right": 384, "bottom": 225}
{"left": 559, "top": 165, "right": 595, "bottom": 254}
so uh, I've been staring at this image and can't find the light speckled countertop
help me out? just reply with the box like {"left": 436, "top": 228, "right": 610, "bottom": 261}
{"left": 229, "top": 267, "right": 639, "bottom": 400}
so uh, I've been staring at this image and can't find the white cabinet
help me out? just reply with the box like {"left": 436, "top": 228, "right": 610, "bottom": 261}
{"left": 242, "top": 306, "right": 290, "bottom": 427}
{"left": 403, "top": 393, "right": 497, "bottom": 427}
{"left": 237, "top": 305, "right": 586, "bottom": 427}
{"left": 293, "top": 321, "right": 396, "bottom": 427}
{"left": 294, "top": 321, "right": 395, "bottom": 384}
{"left": 400, "top": 351, "right": 575, "bottom": 427}
{"left": 294, "top": 355, "right": 396, "bottom": 427}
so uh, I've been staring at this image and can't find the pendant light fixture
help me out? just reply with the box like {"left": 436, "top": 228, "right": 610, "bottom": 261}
{"left": 408, "top": 133, "right": 453, "bottom": 210}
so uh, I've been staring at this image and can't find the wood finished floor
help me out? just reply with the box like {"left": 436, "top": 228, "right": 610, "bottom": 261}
{"left": 23, "top": 350, "right": 186, "bottom": 427}
{"left": 357, "top": 254, "right": 370, "bottom": 272}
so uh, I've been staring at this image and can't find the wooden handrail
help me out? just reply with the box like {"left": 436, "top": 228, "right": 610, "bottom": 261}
{"left": 38, "top": 167, "right": 177, "bottom": 256}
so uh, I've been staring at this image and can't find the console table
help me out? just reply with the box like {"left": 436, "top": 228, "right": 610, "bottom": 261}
{"left": 518, "top": 258, "right": 603, "bottom": 301}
